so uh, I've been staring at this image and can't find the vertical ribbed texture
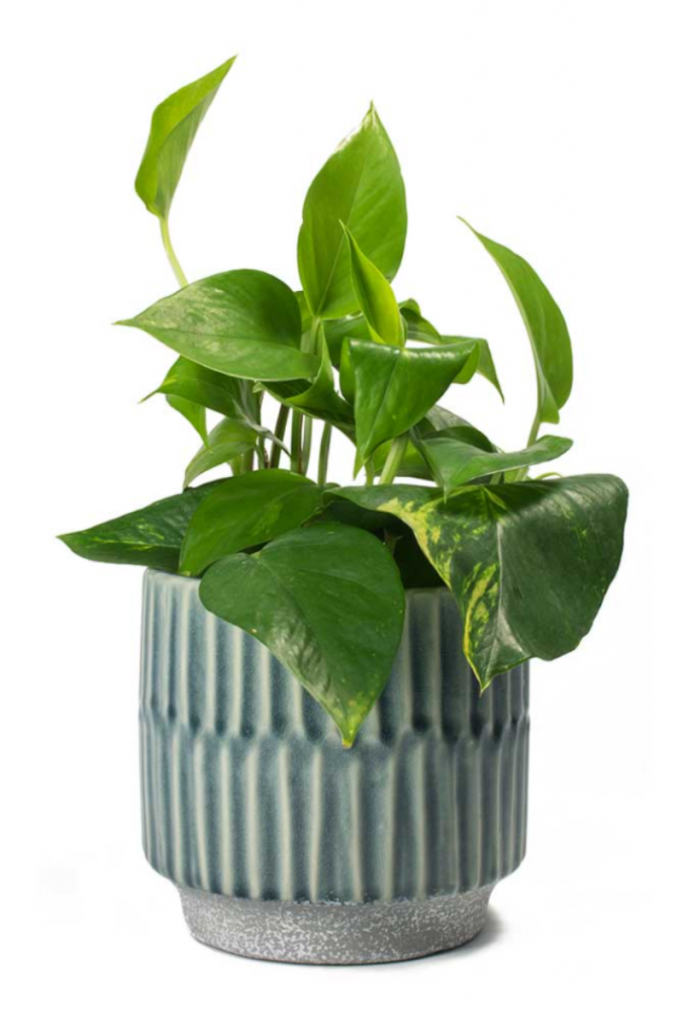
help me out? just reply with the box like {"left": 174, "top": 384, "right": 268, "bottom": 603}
{"left": 140, "top": 570, "right": 530, "bottom": 903}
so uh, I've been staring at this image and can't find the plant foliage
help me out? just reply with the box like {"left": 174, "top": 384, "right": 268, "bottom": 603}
{"left": 60, "top": 58, "right": 628, "bottom": 745}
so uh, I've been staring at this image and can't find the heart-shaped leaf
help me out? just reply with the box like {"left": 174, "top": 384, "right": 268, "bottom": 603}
{"left": 460, "top": 219, "right": 572, "bottom": 425}
{"left": 342, "top": 225, "right": 405, "bottom": 346}
{"left": 135, "top": 57, "right": 236, "bottom": 220}
{"left": 332, "top": 475, "right": 628, "bottom": 688}
{"left": 184, "top": 417, "right": 260, "bottom": 488}
{"left": 180, "top": 470, "right": 323, "bottom": 576}
{"left": 349, "top": 338, "right": 477, "bottom": 472}
{"left": 298, "top": 105, "right": 407, "bottom": 319}
{"left": 416, "top": 431, "right": 573, "bottom": 497}
{"left": 58, "top": 481, "right": 223, "bottom": 571}
{"left": 118, "top": 270, "right": 318, "bottom": 382}
{"left": 199, "top": 524, "right": 405, "bottom": 745}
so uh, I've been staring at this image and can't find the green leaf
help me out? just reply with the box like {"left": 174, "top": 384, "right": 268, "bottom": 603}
{"left": 460, "top": 219, "right": 571, "bottom": 424}
{"left": 400, "top": 302, "right": 441, "bottom": 343}
{"left": 331, "top": 475, "right": 628, "bottom": 687}
{"left": 323, "top": 299, "right": 420, "bottom": 366}
{"left": 145, "top": 356, "right": 261, "bottom": 425}
{"left": 342, "top": 225, "right": 405, "bottom": 346}
{"left": 349, "top": 339, "right": 477, "bottom": 472}
{"left": 199, "top": 524, "right": 405, "bottom": 745}
{"left": 135, "top": 57, "right": 236, "bottom": 220}
{"left": 184, "top": 417, "right": 259, "bottom": 488}
{"left": 58, "top": 481, "right": 223, "bottom": 571}
{"left": 180, "top": 470, "right": 323, "bottom": 576}
{"left": 265, "top": 334, "right": 354, "bottom": 432}
{"left": 118, "top": 270, "right": 318, "bottom": 382}
{"left": 298, "top": 105, "right": 407, "bottom": 319}
{"left": 416, "top": 431, "right": 573, "bottom": 498}
{"left": 165, "top": 393, "right": 208, "bottom": 444}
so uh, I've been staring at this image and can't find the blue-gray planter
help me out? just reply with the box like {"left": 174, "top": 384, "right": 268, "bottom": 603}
{"left": 140, "top": 569, "right": 530, "bottom": 964}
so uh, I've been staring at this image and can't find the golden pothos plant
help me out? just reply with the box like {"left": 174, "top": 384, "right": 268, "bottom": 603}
{"left": 60, "top": 57, "right": 628, "bottom": 746}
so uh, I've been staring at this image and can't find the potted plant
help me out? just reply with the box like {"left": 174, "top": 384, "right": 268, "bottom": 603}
{"left": 60, "top": 56, "right": 628, "bottom": 965}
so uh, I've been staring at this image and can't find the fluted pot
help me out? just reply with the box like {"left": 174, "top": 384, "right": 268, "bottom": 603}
{"left": 139, "top": 569, "right": 530, "bottom": 964}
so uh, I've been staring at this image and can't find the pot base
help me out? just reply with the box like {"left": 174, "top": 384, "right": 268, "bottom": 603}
{"left": 177, "top": 884, "right": 494, "bottom": 965}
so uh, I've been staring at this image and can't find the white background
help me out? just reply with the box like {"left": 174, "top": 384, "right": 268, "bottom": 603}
{"left": 1, "top": 0, "right": 682, "bottom": 1020}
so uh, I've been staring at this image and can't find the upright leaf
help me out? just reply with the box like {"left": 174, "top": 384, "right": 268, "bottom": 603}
{"left": 180, "top": 470, "right": 323, "bottom": 576}
{"left": 184, "top": 417, "right": 259, "bottom": 488}
{"left": 460, "top": 219, "right": 572, "bottom": 425}
{"left": 332, "top": 475, "right": 628, "bottom": 688}
{"left": 118, "top": 271, "right": 318, "bottom": 382}
{"left": 342, "top": 225, "right": 405, "bottom": 346}
{"left": 58, "top": 481, "right": 223, "bottom": 571}
{"left": 135, "top": 57, "right": 236, "bottom": 219}
{"left": 298, "top": 105, "right": 407, "bottom": 319}
{"left": 349, "top": 339, "right": 477, "bottom": 472}
{"left": 199, "top": 524, "right": 405, "bottom": 746}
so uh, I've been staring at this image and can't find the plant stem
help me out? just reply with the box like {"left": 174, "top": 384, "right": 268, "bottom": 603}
{"left": 379, "top": 435, "right": 408, "bottom": 485}
{"left": 290, "top": 411, "right": 303, "bottom": 473}
{"left": 229, "top": 456, "right": 244, "bottom": 476}
{"left": 160, "top": 218, "right": 188, "bottom": 288}
{"left": 527, "top": 409, "right": 541, "bottom": 448}
{"left": 290, "top": 316, "right": 321, "bottom": 475}
{"left": 270, "top": 405, "right": 290, "bottom": 468}
{"left": 514, "top": 409, "right": 542, "bottom": 481}
{"left": 318, "top": 423, "right": 332, "bottom": 486}
{"left": 301, "top": 416, "right": 313, "bottom": 475}
{"left": 365, "top": 457, "right": 376, "bottom": 485}
{"left": 256, "top": 438, "right": 268, "bottom": 470}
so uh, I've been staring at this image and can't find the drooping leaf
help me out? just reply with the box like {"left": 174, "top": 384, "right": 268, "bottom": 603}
{"left": 199, "top": 524, "right": 405, "bottom": 746}
{"left": 373, "top": 407, "right": 495, "bottom": 482}
{"left": 331, "top": 475, "right": 628, "bottom": 688}
{"left": 164, "top": 393, "right": 208, "bottom": 444}
{"left": 342, "top": 225, "right": 405, "bottom": 346}
{"left": 58, "top": 481, "right": 223, "bottom": 571}
{"left": 118, "top": 271, "right": 317, "bottom": 382}
{"left": 416, "top": 431, "right": 573, "bottom": 497}
{"left": 180, "top": 470, "right": 323, "bottom": 576}
{"left": 135, "top": 57, "right": 236, "bottom": 220}
{"left": 145, "top": 356, "right": 261, "bottom": 426}
{"left": 349, "top": 338, "right": 477, "bottom": 472}
{"left": 298, "top": 105, "right": 407, "bottom": 319}
{"left": 184, "top": 417, "right": 259, "bottom": 488}
{"left": 265, "top": 334, "right": 354, "bottom": 432}
{"left": 460, "top": 219, "right": 572, "bottom": 424}
{"left": 400, "top": 301, "right": 441, "bottom": 343}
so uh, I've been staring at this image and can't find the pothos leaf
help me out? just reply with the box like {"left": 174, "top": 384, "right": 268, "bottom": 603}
{"left": 180, "top": 470, "right": 324, "bottom": 576}
{"left": 331, "top": 475, "right": 628, "bottom": 688}
{"left": 349, "top": 338, "right": 477, "bottom": 472}
{"left": 135, "top": 57, "right": 236, "bottom": 220}
{"left": 342, "top": 225, "right": 405, "bottom": 346}
{"left": 199, "top": 524, "right": 405, "bottom": 746}
{"left": 118, "top": 270, "right": 317, "bottom": 382}
{"left": 58, "top": 481, "right": 223, "bottom": 571}
{"left": 184, "top": 417, "right": 260, "bottom": 488}
{"left": 298, "top": 105, "right": 407, "bottom": 319}
{"left": 460, "top": 219, "right": 572, "bottom": 424}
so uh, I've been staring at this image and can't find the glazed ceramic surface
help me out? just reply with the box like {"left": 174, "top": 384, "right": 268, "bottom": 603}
{"left": 139, "top": 569, "right": 530, "bottom": 962}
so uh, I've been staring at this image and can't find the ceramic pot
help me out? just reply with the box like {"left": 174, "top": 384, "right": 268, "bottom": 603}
{"left": 140, "top": 569, "right": 530, "bottom": 964}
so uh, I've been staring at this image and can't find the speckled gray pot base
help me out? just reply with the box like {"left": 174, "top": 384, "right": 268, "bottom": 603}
{"left": 178, "top": 885, "right": 495, "bottom": 964}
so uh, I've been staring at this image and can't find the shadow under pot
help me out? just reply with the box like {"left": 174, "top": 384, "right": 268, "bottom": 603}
{"left": 139, "top": 568, "right": 530, "bottom": 965}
